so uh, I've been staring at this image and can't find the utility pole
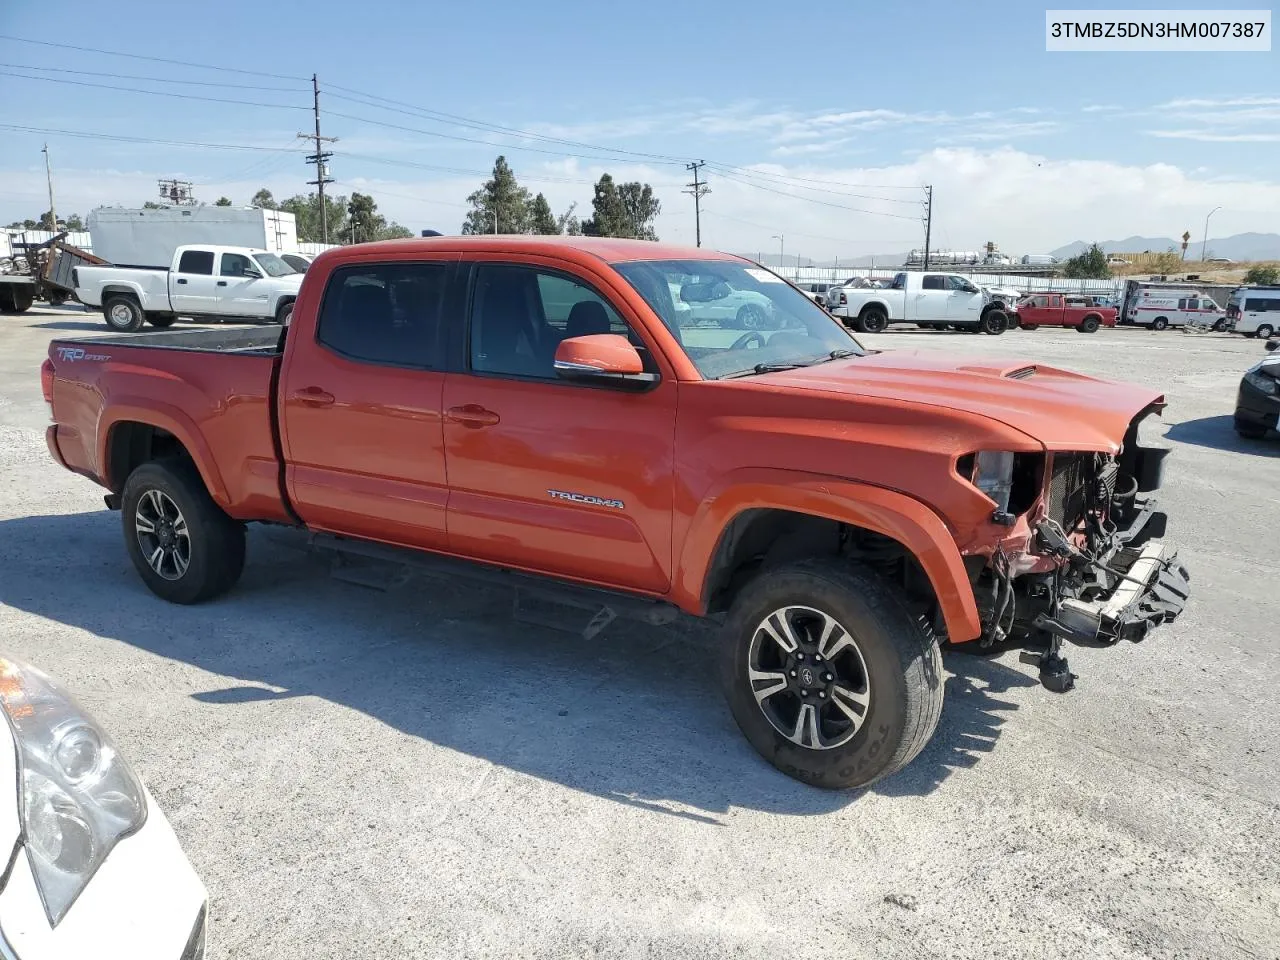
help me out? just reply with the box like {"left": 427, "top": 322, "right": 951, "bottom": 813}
{"left": 41, "top": 143, "right": 57, "bottom": 234}
{"left": 772, "top": 235, "right": 784, "bottom": 271}
{"left": 1201, "top": 207, "right": 1221, "bottom": 261}
{"left": 922, "top": 185, "right": 933, "bottom": 270}
{"left": 298, "top": 74, "right": 336, "bottom": 243}
{"left": 684, "top": 160, "right": 709, "bottom": 247}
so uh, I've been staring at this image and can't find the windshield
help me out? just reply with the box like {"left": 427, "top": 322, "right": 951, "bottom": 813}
{"left": 615, "top": 259, "right": 865, "bottom": 379}
{"left": 253, "top": 253, "right": 296, "bottom": 277}
{"left": 281, "top": 253, "right": 311, "bottom": 272}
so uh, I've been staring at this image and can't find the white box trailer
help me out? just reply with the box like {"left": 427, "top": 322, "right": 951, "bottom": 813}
{"left": 87, "top": 206, "right": 298, "bottom": 268}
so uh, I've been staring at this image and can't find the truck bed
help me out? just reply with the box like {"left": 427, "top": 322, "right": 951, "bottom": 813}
{"left": 46, "top": 325, "right": 290, "bottom": 522}
{"left": 65, "top": 325, "right": 284, "bottom": 355}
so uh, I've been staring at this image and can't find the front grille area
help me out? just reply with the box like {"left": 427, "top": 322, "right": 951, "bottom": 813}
{"left": 1048, "top": 455, "right": 1091, "bottom": 532}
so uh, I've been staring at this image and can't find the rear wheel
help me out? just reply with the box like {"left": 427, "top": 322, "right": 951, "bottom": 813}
{"left": 1256, "top": 323, "right": 1275, "bottom": 340}
{"left": 276, "top": 300, "right": 295, "bottom": 326}
{"left": 145, "top": 314, "right": 177, "bottom": 328}
{"left": 121, "top": 459, "right": 246, "bottom": 604}
{"left": 1077, "top": 315, "right": 1100, "bottom": 334}
{"left": 0, "top": 286, "right": 34, "bottom": 314}
{"left": 857, "top": 306, "right": 888, "bottom": 334}
{"left": 720, "top": 559, "right": 944, "bottom": 789}
{"left": 1235, "top": 422, "right": 1268, "bottom": 439}
{"left": 1151, "top": 316, "right": 1169, "bottom": 331}
{"left": 104, "top": 294, "right": 145, "bottom": 332}
{"left": 1020, "top": 323, "right": 1039, "bottom": 331}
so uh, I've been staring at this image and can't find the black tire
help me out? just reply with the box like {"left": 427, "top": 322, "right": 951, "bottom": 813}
{"left": 720, "top": 559, "right": 944, "bottom": 789}
{"left": 1077, "top": 315, "right": 1100, "bottom": 334}
{"left": 276, "top": 300, "right": 295, "bottom": 326}
{"left": 0, "top": 286, "right": 34, "bottom": 314}
{"left": 47, "top": 290, "right": 69, "bottom": 306}
{"left": 1235, "top": 422, "right": 1268, "bottom": 439}
{"left": 145, "top": 314, "right": 177, "bottom": 328}
{"left": 857, "top": 306, "right": 888, "bottom": 334}
{"left": 1212, "top": 318, "right": 1227, "bottom": 332}
{"left": 121, "top": 459, "right": 246, "bottom": 604}
{"left": 1256, "top": 324, "right": 1275, "bottom": 340}
{"left": 980, "top": 309, "right": 1008, "bottom": 335}
{"left": 1020, "top": 323, "right": 1039, "bottom": 331}
{"left": 1151, "top": 317, "right": 1169, "bottom": 331}
{"left": 104, "top": 294, "right": 146, "bottom": 332}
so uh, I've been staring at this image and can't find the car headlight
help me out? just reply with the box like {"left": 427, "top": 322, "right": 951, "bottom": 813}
{"left": 1245, "top": 370, "right": 1279, "bottom": 395}
{"left": 971, "top": 451, "right": 1015, "bottom": 512}
{"left": 0, "top": 658, "right": 147, "bottom": 926}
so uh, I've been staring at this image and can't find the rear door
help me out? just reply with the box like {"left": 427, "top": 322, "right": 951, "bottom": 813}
{"left": 169, "top": 249, "right": 219, "bottom": 315}
{"left": 441, "top": 259, "right": 676, "bottom": 593}
{"left": 278, "top": 257, "right": 457, "bottom": 550}
{"left": 914, "top": 275, "right": 949, "bottom": 322}
{"left": 216, "top": 251, "right": 270, "bottom": 317}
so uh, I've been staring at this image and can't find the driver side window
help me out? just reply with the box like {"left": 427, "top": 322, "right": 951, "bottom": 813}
{"left": 220, "top": 253, "right": 254, "bottom": 278}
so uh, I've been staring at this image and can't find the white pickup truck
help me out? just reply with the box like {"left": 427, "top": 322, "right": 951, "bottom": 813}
{"left": 828, "top": 270, "right": 1010, "bottom": 335}
{"left": 74, "top": 244, "right": 303, "bottom": 332}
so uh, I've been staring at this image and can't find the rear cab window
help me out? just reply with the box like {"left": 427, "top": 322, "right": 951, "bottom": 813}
{"left": 176, "top": 250, "right": 214, "bottom": 275}
{"left": 317, "top": 262, "right": 452, "bottom": 368}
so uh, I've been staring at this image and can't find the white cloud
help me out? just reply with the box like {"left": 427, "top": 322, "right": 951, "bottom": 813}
{"left": 1146, "top": 129, "right": 1280, "bottom": 143}
{"left": 1157, "top": 96, "right": 1280, "bottom": 109}
{"left": 1081, "top": 104, "right": 1122, "bottom": 113}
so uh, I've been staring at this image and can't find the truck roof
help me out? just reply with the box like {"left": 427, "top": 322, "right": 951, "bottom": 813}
{"left": 319, "top": 235, "right": 742, "bottom": 266}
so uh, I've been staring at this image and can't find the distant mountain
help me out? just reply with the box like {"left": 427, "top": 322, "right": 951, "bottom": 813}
{"left": 745, "top": 253, "right": 912, "bottom": 269}
{"left": 1052, "top": 233, "right": 1280, "bottom": 260}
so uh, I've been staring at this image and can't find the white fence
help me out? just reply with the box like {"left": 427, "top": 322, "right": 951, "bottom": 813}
{"left": 775, "top": 265, "right": 1124, "bottom": 297}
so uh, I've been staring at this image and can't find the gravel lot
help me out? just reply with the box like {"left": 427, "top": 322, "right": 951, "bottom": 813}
{"left": 1, "top": 306, "right": 1277, "bottom": 960}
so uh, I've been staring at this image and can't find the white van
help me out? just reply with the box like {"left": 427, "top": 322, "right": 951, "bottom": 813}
{"left": 1226, "top": 287, "right": 1280, "bottom": 339}
{"left": 1127, "top": 290, "right": 1226, "bottom": 330}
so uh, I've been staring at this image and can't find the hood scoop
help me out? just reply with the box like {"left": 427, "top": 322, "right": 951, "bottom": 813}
{"left": 954, "top": 362, "right": 1039, "bottom": 380}
{"left": 1005, "top": 365, "right": 1038, "bottom": 380}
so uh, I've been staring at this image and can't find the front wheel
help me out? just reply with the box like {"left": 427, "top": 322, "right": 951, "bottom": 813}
{"left": 1212, "top": 318, "right": 1227, "bottom": 332}
{"left": 121, "top": 459, "right": 246, "bottom": 604}
{"left": 1256, "top": 324, "right": 1275, "bottom": 340}
{"left": 980, "top": 309, "right": 1008, "bottom": 335}
{"left": 720, "top": 559, "right": 944, "bottom": 789}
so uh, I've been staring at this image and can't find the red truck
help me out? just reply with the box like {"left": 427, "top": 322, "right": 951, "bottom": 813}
{"left": 1016, "top": 294, "right": 1118, "bottom": 333}
{"left": 41, "top": 236, "right": 1190, "bottom": 789}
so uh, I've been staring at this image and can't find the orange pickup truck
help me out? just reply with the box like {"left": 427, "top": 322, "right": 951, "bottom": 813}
{"left": 41, "top": 237, "right": 1190, "bottom": 788}
{"left": 1016, "top": 293, "right": 1118, "bottom": 333}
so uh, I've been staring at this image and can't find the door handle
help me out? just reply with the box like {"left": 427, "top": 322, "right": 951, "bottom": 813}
{"left": 216, "top": 281, "right": 227, "bottom": 287}
{"left": 293, "top": 386, "right": 335, "bottom": 407}
{"left": 176, "top": 278, "right": 188, "bottom": 285}
{"left": 446, "top": 404, "right": 500, "bottom": 428}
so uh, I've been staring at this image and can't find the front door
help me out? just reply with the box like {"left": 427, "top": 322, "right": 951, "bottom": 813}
{"left": 216, "top": 251, "right": 271, "bottom": 318}
{"left": 945, "top": 275, "right": 985, "bottom": 322}
{"left": 442, "top": 260, "right": 677, "bottom": 593}
{"left": 170, "top": 248, "right": 220, "bottom": 315}
{"left": 279, "top": 258, "right": 456, "bottom": 551}
{"left": 914, "top": 275, "right": 949, "bottom": 322}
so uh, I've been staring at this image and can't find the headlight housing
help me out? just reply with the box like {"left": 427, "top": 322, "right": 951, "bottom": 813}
{"left": 970, "top": 451, "right": 1016, "bottom": 512}
{"left": 0, "top": 658, "right": 147, "bottom": 926}
{"left": 1244, "top": 370, "right": 1279, "bottom": 395}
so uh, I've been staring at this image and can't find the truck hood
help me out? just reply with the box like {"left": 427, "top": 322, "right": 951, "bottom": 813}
{"left": 760, "top": 351, "right": 1164, "bottom": 451}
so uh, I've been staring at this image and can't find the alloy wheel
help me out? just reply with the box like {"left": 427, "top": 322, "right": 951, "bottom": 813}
{"left": 134, "top": 489, "right": 191, "bottom": 581}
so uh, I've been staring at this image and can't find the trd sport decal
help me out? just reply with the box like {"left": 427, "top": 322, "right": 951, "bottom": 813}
{"left": 547, "top": 489, "right": 625, "bottom": 510}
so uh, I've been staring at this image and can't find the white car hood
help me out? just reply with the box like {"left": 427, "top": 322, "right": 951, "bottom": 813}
{"left": 0, "top": 721, "right": 16, "bottom": 849}
{"left": 1248, "top": 355, "right": 1280, "bottom": 375}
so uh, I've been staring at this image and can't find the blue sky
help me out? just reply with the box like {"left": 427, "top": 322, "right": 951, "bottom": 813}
{"left": 1, "top": 0, "right": 1277, "bottom": 258}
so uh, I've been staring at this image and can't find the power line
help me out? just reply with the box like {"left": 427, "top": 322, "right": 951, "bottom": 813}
{"left": 705, "top": 162, "right": 922, "bottom": 192}
{"left": 713, "top": 169, "right": 921, "bottom": 220}
{"left": 0, "top": 60, "right": 303, "bottom": 92}
{"left": 703, "top": 162, "right": 920, "bottom": 203}
{"left": 0, "top": 121, "right": 303, "bottom": 153}
{"left": 704, "top": 209, "right": 916, "bottom": 247}
{"left": 324, "top": 85, "right": 684, "bottom": 164}
{"left": 0, "top": 69, "right": 308, "bottom": 110}
{"left": 0, "top": 33, "right": 307, "bottom": 81}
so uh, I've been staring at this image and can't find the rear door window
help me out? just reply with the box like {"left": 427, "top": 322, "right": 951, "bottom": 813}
{"left": 921, "top": 275, "right": 946, "bottom": 290}
{"left": 317, "top": 262, "right": 452, "bottom": 368}
{"left": 176, "top": 250, "right": 214, "bottom": 275}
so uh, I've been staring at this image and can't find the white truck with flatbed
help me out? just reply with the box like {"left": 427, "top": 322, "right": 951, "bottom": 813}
{"left": 827, "top": 270, "right": 1010, "bottom": 334}
{"left": 74, "top": 244, "right": 303, "bottom": 332}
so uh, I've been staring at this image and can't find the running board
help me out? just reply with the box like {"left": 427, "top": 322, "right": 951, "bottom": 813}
{"left": 308, "top": 533, "right": 683, "bottom": 640}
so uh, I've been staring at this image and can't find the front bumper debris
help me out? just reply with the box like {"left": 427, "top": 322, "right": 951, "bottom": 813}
{"left": 1035, "top": 540, "right": 1191, "bottom": 647}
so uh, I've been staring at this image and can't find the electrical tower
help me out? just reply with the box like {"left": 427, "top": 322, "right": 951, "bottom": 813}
{"left": 684, "top": 160, "right": 709, "bottom": 247}
{"left": 298, "top": 74, "right": 337, "bottom": 243}
{"left": 921, "top": 184, "right": 933, "bottom": 270}
{"left": 157, "top": 179, "right": 196, "bottom": 206}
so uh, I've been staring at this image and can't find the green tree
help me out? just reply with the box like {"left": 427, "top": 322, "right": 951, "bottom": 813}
{"left": 582, "top": 174, "right": 660, "bottom": 239}
{"left": 1243, "top": 265, "right": 1280, "bottom": 285}
{"left": 462, "top": 156, "right": 531, "bottom": 235}
{"left": 214, "top": 196, "right": 233, "bottom": 207}
{"left": 65, "top": 213, "right": 84, "bottom": 231}
{"left": 1149, "top": 249, "right": 1183, "bottom": 275}
{"left": 250, "top": 188, "right": 278, "bottom": 210}
{"left": 279, "top": 192, "right": 349, "bottom": 244}
{"left": 346, "top": 191, "right": 413, "bottom": 243}
{"left": 1060, "top": 243, "right": 1111, "bottom": 279}
{"left": 38, "top": 210, "right": 58, "bottom": 231}
{"left": 528, "top": 193, "right": 558, "bottom": 235}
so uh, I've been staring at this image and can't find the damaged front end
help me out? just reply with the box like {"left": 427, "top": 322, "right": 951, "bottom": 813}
{"left": 961, "top": 406, "right": 1192, "bottom": 691}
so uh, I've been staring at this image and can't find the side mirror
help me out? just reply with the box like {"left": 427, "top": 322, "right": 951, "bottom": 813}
{"left": 554, "top": 334, "right": 655, "bottom": 388}
{"left": 680, "top": 282, "right": 709, "bottom": 303}
{"left": 1266, "top": 339, "right": 1278, "bottom": 352}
